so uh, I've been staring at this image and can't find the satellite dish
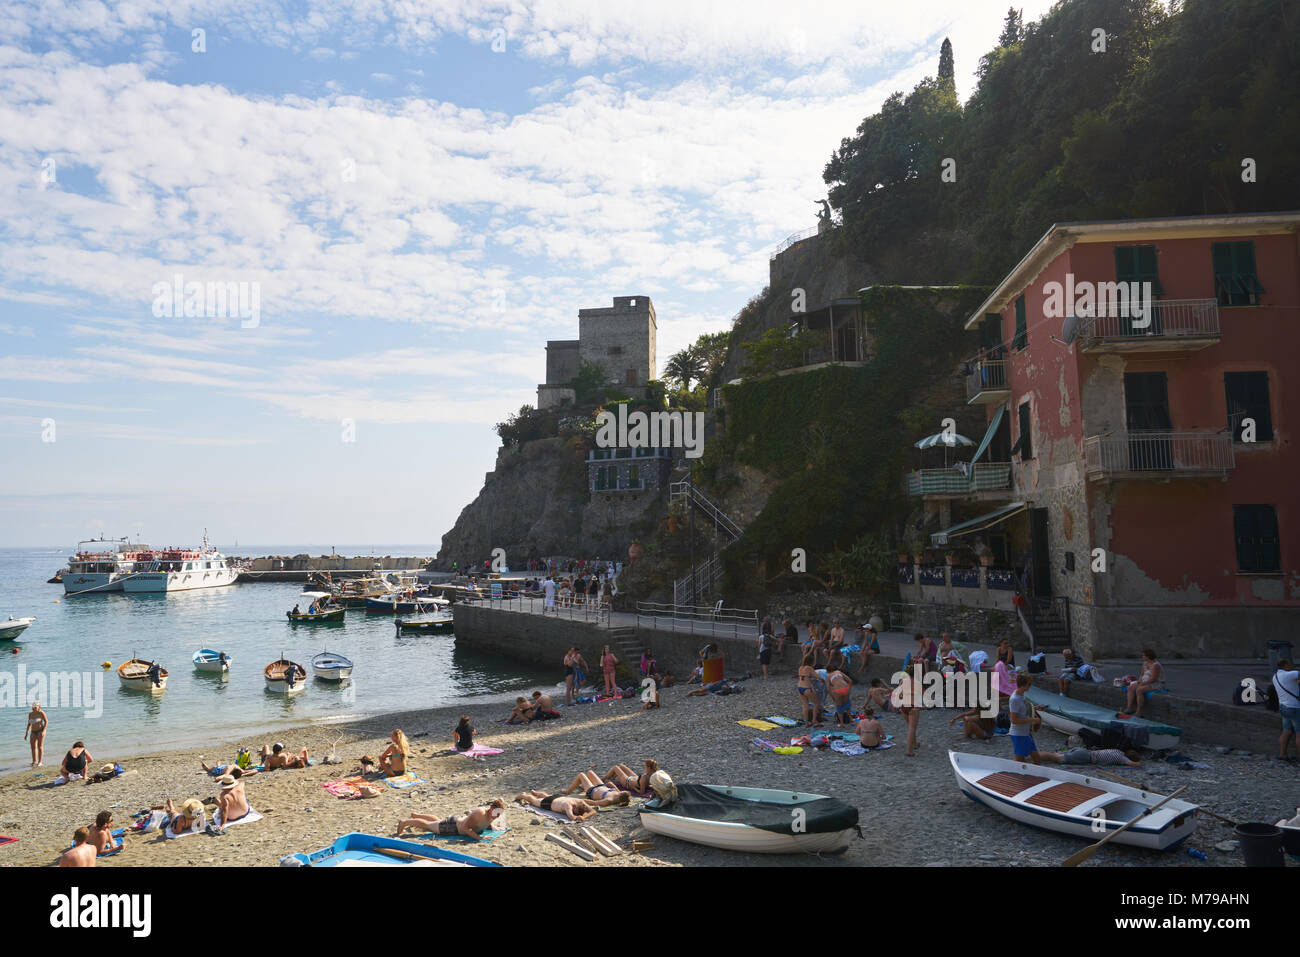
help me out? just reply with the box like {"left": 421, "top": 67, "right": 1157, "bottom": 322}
{"left": 1060, "top": 314, "right": 1080, "bottom": 346}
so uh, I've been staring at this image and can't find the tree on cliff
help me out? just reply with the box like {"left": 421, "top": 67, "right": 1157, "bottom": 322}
{"left": 937, "top": 37, "right": 954, "bottom": 89}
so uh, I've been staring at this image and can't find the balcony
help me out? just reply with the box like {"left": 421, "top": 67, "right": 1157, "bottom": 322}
{"left": 905, "top": 462, "right": 1012, "bottom": 498}
{"left": 1078, "top": 298, "right": 1219, "bottom": 353}
{"left": 966, "top": 359, "right": 1010, "bottom": 405}
{"left": 1084, "top": 431, "right": 1234, "bottom": 479}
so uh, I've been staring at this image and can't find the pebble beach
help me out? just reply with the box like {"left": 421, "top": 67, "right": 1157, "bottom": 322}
{"left": 2, "top": 665, "right": 1294, "bottom": 868}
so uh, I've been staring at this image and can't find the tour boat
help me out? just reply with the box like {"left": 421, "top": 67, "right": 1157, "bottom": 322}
{"left": 639, "top": 779, "right": 859, "bottom": 854}
{"left": 0, "top": 617, "right": 35, "bottom": 641}
{"left": 949, "top": 750, "right": 1198, "bottom": 850}
{"left": 280, "top": 832, "right": 500, "bottom": 868}
{"left": 63, "top": 537, "right": 153, "bottom": 595}
{"left": 1025, "top": 687, "right": 1182, "bottom": 751}
{"left": 192, "top": 649, "right": 231, "bottom": 673}
{"left": 122, "top": 533, "right": 237, "bottom": 593}
{"left": 118, "top": 656, "right": 168, "bottom": 693}
{"left": 265, "top": 657, "right": 307, "bottom": 694}
{"left": 395, "top": 611, "right": 455, "bottom": 633}
{"left": 311, "top": 650, "right": 354, "bottom": 681}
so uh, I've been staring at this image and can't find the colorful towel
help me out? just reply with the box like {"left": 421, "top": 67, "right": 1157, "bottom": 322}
{"left": 737, "top": 718, "right": 779, "bottom": 731}
{"left": 830, "top": 736, "right": 895, "bottom": 755}
{"left": 213, "top": 806, "right": 263, "bottom": 829}
{"left": 749, "top": 738, "right": 780, "bottom": 751}
{"left": 384, "top": 771, "right": 425, "bottom": 789}
{"left": 451, "top": 745, "right": 505, "bottom": 758}
{"left": 0, "top": 836, "right": 16, "bottom": 847}
{"left": 762, "top": 716, "right": 799, "bottom": 727}
{"left": 164, "top": 811, "right": 209, "bottom": 839}
{"left": 323, "top": 776, "right": 377, "bottom": 799}
{"left": 409, "top": 825, "right": 508, "bottom": 845}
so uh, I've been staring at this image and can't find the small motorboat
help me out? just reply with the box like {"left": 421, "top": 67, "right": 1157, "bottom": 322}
{"left": 365, "top": 594, "right": 446, "bottom": 614}
{"left": 118, "top": 656, "right": 168, "bottom": 693}
{"left": 311, "top": 650, "right": 354, "bottom": 681}
{"left": 0, "top": 616, "right": 35, "bottom": 641}
{"left": 287, "top": 592, "right": 345, "bottom": 623}
{"left": 639, "top": 776, "right": 859, "bottom": 854}
{"left": 193, "top": 648, "right": 232, "bottom": 673}
{"left": 280, "top": 832, "right": 500, "bottom": 868}
{"left": 265, "top": 657, "right": 307, "bottom": 694}
{"left": 395, "top": 611, "right": 454, "bottom": 633}
{"left": 949, "top": 750, "right": 1198, "bottom": 850}
{"left": 1025, "top": 687, "right": 1182, "bottom": 751}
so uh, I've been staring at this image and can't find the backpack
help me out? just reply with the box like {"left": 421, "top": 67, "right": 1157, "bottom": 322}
{"left": 1265, "top": 682, "right": 1280, "bottom": 712}
{"left": 235, "top": 748, "right": 252, "bottom": 769}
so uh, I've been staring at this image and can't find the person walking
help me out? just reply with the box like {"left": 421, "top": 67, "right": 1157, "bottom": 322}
{"left": 1273, "top": 657, "right": 1300, "bottom": 762}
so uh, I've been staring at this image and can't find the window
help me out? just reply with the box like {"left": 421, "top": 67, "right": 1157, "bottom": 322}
{"left": 1012, "top": 296, "right": 1027, "bottom": 351}
{"left": 627, "top": 465, "right": 641, "bottom": 489}
{"left": 1224, "top": 371, "right": 1273, "bottom": 442}
{"left": 608, "top": 346, "right": 623, "bottom": 356}
{"left": 1114, "top": 245, "right": 1163, "bottom": 295}
{"left": 1011, "top": 401, "right": 1032, "bottom": 459}
{"left": 625, "top": 369, "right": 637, "bottom": 386}
{"left": 1212, "top": 241, "right": 1264, "bottom": 306}
{"left": 1233, "top": 505, "right": 1280, "bottom": 573}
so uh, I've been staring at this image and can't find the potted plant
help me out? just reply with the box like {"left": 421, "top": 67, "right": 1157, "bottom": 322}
{"left": 972, "top": 540, "right": 994, "bottom": 567}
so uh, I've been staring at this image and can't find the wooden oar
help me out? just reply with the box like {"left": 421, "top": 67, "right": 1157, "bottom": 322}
{"left": 373, "top": 845, "right": 443, "bottom": 863}
{"left": 1085, "top": 767, "right": 1237, "bottom": 827}
{"left": 1062, "top": 785, "right": 1188, "bottom": 867}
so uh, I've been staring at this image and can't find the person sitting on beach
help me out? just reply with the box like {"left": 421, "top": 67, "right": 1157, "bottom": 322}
{"left": 1059, "top": 747, "right": 1142, "bottom": 767}
{"left": 261, "top": 742, "right": 310, "bottom": 770}
{"left": 529, "top": 691, "right": 560, "bottom": 719}
{"left": 514, "top": 790, "right": 598, "bottom": 821}
{"left": 59, "top": 828, "right": 96, "bottom": 867}
{"left": 949, "top": 705, "right": 995, "bottom": 741}
{"left": 562, "top": 770, "right": 632, "bottom": 807}
{"left": 855, "top": 708, "right": 885, "bottom": 748}
{"left": 216, "top": 771, "right": 252, "bottom": 826}
{"left": 378, "top": 730, "right": 411, "bottom": 775}
{"left": 603, "top": 760, "right": 658, "bottom": 795}
{"left": 88, "top": 810, "right": 119, "bottom": 856}
{"left": 1121, "top": 648, "right": 1164, "bottom": 718}
{"left": 163, "top": 798, "right": 207, "bottom": 837}
{"left": 640, "top": 676, "right": 660, "bottom": 710}
{"left": 855, "top": 625, "right": 879, "bottom": 675}
{"left": 25, "top": 701, "right": 46, "bottom": 768}
{"left": 866, "top": 678, "right": 894, "bottom": 714}
{"left": 995, "top": 638, "right": 1015, "bottom": 668}
{"left": 396, "top": 799, "right": 507, "bottom": 841}
{"left": 827, "top": 669, "right": 854, "bottom": 726}
{"left": 912, "top": 633, "right": 938, "bottom": 673}
{"left": 640, "top": 650, "right": 659, "bottom": 680}
{"left": 1057, "top": 648, "right": 1094, "bottom": 696}
{"left": 507, "top": 697, "right": 536, "bottom": 724}
{"left": 57, "top": 741, "right": 93, "bottom": 784}
{"left": 687, "top": 678, "right": 743, "bottom": 697}
{"left": 453, "top": 716, "right": 475, "bottom": 752}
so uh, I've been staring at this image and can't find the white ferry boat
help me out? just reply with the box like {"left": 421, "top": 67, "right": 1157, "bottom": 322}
{"left": 122, "top": 534, "right": 238, "bottom": 593}
{"left": 63, "top": 538, "right": 153, "bottom": 595}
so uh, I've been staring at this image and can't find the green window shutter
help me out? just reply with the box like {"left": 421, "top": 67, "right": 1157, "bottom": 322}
{"left": 1013, "top": 296, "right": 1027, "bottom": 350}
{"left": 1213, "top": 241, "right": 1263, "bottom": 305}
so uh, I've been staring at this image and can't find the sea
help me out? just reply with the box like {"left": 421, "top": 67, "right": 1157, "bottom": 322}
{"left": 0, "top": 545, "right": 555, "bottom": 773}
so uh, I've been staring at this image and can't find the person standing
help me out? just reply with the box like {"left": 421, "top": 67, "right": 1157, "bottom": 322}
{"left": 781, "top": 618, "right": 797, "bottom": 657}
{"left": 600, "top": 645, "right": 620, "bottom": 696}
{"left": 541, "top": 575, "right": 556, "bottom": 613}
{"left": 1008, "top": 673, "right": 1063, "bottom": 765}
{"left": 1273, "top": 658, "right": 1300, "bottom": 762}
{"left": 757, "top": 621, "right": 774, "bottom": 680}
{"left": 25, "top": 701, "right": 46, "bottom": 767}
{"left": 563, "top": 647, "right": 580, "bottom": 705}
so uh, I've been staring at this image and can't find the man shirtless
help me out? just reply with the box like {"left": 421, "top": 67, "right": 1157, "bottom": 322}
{"left": 396, "top": 798, "right": 507, "bottom": 840}
{"left": 514, "top": 790, "right": 597, "bottom": 821}
{"left": 261, "top": 743, "right": 309, "bottom": 769}
{"left": 216, "top": 771, "right": 251, "bottom": 826}
{"left": 855, "top": 708, "right": 885, "bottom": 748}
{"left": 59, "top": 828, "right": 96, "bottom": 867}
{"left": 88, "top": 811, "right": 119, "bottom": 856}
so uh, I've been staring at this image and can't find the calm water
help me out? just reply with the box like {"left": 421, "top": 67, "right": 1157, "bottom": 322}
{"left": 0, "top": 546, "right": 555, "bottom": 772}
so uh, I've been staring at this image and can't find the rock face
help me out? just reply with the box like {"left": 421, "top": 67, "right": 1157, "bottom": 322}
{"left": 435, "top": 436, "right": 667, "bottom": 568}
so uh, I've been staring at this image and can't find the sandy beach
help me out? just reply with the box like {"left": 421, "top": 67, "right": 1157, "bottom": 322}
{"left": 2, "top": 665, "right": 1293, "bottom": 868}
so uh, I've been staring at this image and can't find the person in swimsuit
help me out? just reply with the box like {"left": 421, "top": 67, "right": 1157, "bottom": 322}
{"left": 995, "top": 638, "right": 1015, "bottom": 668}
{"left": 453, "top": 716, "right": 475, "bottom": 752}
{"left": 379, "top": 730, "right": 410, "bottom": 775}
{"left": 600, "top": 645, "right": 620, "bottom": 696}
{"left": 59, "top": 828, "right": 96, "bottom": 867}
{"left": 25, "top": 702, "right": 46, "bottom": 767}
{"left": 855, "top": 708, "right": 885, "bottom": 748}
{"left": 856, "top": 625, "right": 880, "bottom": 675}
{"left": 561, "top": 770, "right": 631, "bottom": 806}
{"left": 827, "top": 669, "right": 853, "bottom": 725}
{"left": 796, "top": 654, "right": 820, "bottom": 726}
{"left": 507, "top": 697, "right": 536, "bottom": 724}
{"left": 514, "top": 790, "right": 598, "bottom": 821}
{"left": 866, "top": 678, "right": 893, "bottom": 713}
{"left": 949, "top": 705, "right": 995, "bottom": 740}
{"left": 895, "top": 673, "right": 922, "bottom": 757}
{"left": 60, "top": 741, "right": 93, "bottom": 783}
{"left": 397, "top": 798, "right": 506, "bottom": 840}
{"left": 216, "top": 771, "right": 251, "bottom": 826}
{"left": 1122, "top": 648, "right": 1163, "bottom": 718}
{"left": 602, "top": 759, "right": 657, "bottom": 795}
{"left": 529, "top": 691, "right": 559, "bottom": 719}
{"left": 88, "top": 810, "right": 119, "bottom": 856}
{"left": 563, "top": 647, "right": 579, "bottom": 704}
{"left": 261, "top": 742, "right": 310, "bottom": 770}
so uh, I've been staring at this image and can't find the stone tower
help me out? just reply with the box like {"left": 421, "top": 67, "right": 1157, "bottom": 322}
{"left": 538, "top": 295, "right": 657, "bottom": 408}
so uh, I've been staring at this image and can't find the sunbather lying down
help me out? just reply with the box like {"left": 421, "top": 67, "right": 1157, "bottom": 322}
{"left": 603, "top": 760, "right": 658, "bottom": 794}
{"left": 687, "top": 679, "right": 742, "bottom": 696}
{"left": 561, "top": 770, "right": 630, "bottom": 806}
{"left": 514, "top": 790, "right": 597, "bottom": 821}
{"left": 396, "top": 799, "right": 506, "bottom": 841}
{"left": 260, "top": 743, "right": 309, "bottom": 769}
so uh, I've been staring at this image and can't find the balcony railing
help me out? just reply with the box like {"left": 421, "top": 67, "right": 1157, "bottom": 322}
{"left": 905, "top": 462, "right": 1012, "bottom": 496}
{"left": 1079, "top": 298, "right": 1220, "bottom": 349}
{"left": 966, "top": 359, "right": 1010, "bottom": 403}
{"left": 770, "top": 226, "right": 818, "bottom": 259}
{"left": 1084, "top": 431, "right": 1235, "bottom": 477}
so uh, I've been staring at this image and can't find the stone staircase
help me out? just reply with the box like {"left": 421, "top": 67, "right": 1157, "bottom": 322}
{"left": 608, "top": 626, "right": 643, "bottom": 680}
{"left": 1021, "top": 598, "right": 1071, "bottom": 651}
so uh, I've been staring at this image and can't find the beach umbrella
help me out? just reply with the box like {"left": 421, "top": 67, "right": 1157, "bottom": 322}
{"left": 914, "top": 431, "right": 974, "bottom": 468}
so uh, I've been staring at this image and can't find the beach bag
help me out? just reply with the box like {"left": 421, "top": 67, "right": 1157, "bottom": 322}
{"left": 995, "top": 709, "right": 1010, "bottom": 731}
{"left": 1027, "top": 654, "right": 1046, "bottom": 675}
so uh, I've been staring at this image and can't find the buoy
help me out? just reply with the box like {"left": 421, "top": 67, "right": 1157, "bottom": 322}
{"left": 102, "top": 661, "right": 112, "bottom": 670}
{"left": 10, "top": 648, "right": 18, "bottom": 655}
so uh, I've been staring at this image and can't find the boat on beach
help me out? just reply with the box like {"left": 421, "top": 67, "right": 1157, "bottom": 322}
{"left": 639, "top": 778, "right": 859, "bottom": 854}
{"left": 280, "top": 832, "right": 500, "bottom": 867}
{"left": 311, "top": 650, "right": 354, "bottom": 681}
{"left": 0, "top": 617, "right": 35, "bottom": 641}
{"left": 949, "top": 750, "right": 1198, "bottom": 850}
{"left": 265, "top": 657, "right": 307, "bottom": 694}
{"left": 192, "top": 649, "right": 231, "bottom": 673}
{"left": 118, "top": 656, "right": 168, "bottom": 693}
{"left": 395, "top": 611, "right": 455, "bottom": 633}
{"left": 1025, "top": 686, "right": 1182, "bottom": 750}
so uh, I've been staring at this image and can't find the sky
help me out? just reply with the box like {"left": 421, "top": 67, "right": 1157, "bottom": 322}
{"left": 0, "top": 0, "right": 1058, "bottom": 550}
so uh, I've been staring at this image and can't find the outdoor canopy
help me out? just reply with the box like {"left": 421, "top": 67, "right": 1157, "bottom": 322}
{"left": 930, "top": 502, "right": 1027, "bottom": 547}
{"left": 969, "top": 402, "right": 1007, "bottom": 465}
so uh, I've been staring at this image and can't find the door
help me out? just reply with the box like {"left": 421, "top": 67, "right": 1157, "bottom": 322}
{"left": 1124, "top": 371, "right": 1172, "bottom": 470}
{"left": 1029, "top": 508, "right": 1052, "bottom": 598}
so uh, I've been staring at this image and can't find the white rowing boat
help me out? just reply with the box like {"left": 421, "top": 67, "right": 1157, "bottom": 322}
{"left": 311, "top": 650, "right": 353, "bottom": 681}
{"left": 193, "top": 648, "right": 231, "bottom": 673}
{"left": 265, "top": 657, "right": 307, "bottom": 694}
{"left": 118, "top": 656, "right": 168, "bottom": 693}
{"left": 949, "top": 750, "right": 1198, "bottom": 850}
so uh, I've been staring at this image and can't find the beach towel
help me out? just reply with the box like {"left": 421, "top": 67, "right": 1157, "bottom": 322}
{"left": 323, "top": 776, "right": 377, "bottom": 799}
{"left": 164, "top": 811, "right": 209, "bottom": 839}
{"left": 762, "top": 716, "right": 799, "bottom": 727}
{"left": 384, "top": 771, "right": 425, "bottom": 789}
{"left": 451, "top": 745, "right": 505, "bottom": 758}
{"left": 62, "top": 828, "right": 125, "bottom": 857}
{"left": 749, "top": 738, "right": 781, "bottom": 751}
{"left": 409, "top": 825, "right": 508, "bottom": 845}
{"left": 213, "top": 806, "right": 263, "bottom": 829}
{"left": 0, "top": 836, "right": 16, "bottom": 847}
{"left": 737, "top": 718, "right": 779, "bottom": 731}
{"left": 830, "top": 736, "right": 895, "bottom": 756}
{"left": 772, "top": 746, "right": 803, "bottom": 755}
{"left": 519, "top": 803, "right": 574, "bottom": 824}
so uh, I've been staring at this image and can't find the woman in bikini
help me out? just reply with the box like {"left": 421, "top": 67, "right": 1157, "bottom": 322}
{"left": 600, "top": 645, "right": 620, "bottom": 696}
{"left": 379, "top": 729, "right": 411, "bottom": 776}
{"left": 602, "top": 759, "right": 657, "bottom": 795}
{"left": 897, "top": 672, "right": 923, "bottom": 757}
{"left": 796, "top": 653, "right": 817, "bottom": 726}
{"left": 25, "top": 702, "right": 47, "bottom": 767}
{"left": 995, "top": 637, "right": 1016, "bottom": 668}
{"left": 561, "top": 770, "right": 631, "bottom": 807}
{"left": 827, "top": 669, "right": 854, "bottom": 725}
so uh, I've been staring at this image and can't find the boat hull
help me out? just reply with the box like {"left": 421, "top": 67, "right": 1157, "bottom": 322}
{"left": 123, "top": 567, "right": 238, "bottom": 592}
{"left": 639, "top": 784, "right": 857, "bottom": 855}
{"left": 192, "top": 650, "right": 230, "bottom": 673}
{"left": 266, "top": 677, "right": 307, "bottom": 694}
{"left": 281, "top": 832, "right": 500, "bottom": 867}
{"left": 1026, "top": 687, "right": 1181, "bottom": 750}
{"left": 288, "top": 609, "right": 345, "bottom": 624}
{"left": 117, "top": 660, "right": 168, "bottom": 694}
{"left": 0, "top": 618, "right": 34, "bottom": 641}
{"left": 63, "top": 573, "right": 123, "bottom": 594}
{"left": 396, "top": 614, "right": 454, "bottom": 632}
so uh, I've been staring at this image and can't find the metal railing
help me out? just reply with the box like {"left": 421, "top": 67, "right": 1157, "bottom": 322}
{"left": 905, "top": 462, "right": 1012, "bottom": 496}
{"left": 965, "top": 359, "right": 1009, "bottom": 400}
{"left": 1079, "top": 298, "right": 1219, "bottom": 343}
{"left": 1084, "top": 431, "right": 1235, "bottom": 475}
{"left": 635, "top": 601, "right": 760, "bottom": 638}
{"left": 484, "top": 593, "right": 612, "bottom": 625}
{"left": 674, "top": 553, "right": 723, "bottom": 607}
{"left": 770, "top": 226, "right": 818, "bottom": 259}
{"left": 669, "top": 481, "right": 743, "bottom": 541}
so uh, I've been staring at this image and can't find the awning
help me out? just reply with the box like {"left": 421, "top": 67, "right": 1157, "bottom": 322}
{"left": 930, "top": 502, "right": 1027, "bottom": 547}
{"left": 970, "top": 402, "right": 1007, "bottom": 465}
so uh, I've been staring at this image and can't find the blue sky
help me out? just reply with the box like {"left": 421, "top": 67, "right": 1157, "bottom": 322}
{"left": 0, "top": 0, "right": 1056, "bottom": 549}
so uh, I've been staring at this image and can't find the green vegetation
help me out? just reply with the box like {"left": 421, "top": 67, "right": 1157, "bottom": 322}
{"left": 738, "top": 326, "right": 821, "bottom": 378}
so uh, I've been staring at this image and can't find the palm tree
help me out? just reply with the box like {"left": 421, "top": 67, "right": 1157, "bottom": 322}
{"left": 663, "top": 346, "right": 706, "bottom": 391}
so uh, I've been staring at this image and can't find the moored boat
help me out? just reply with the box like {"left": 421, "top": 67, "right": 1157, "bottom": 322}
{"left": 265, "top": 657, "right": 307, "bottom": 694}
{"left": 311, "top": 650, "right": 354, "bottom": 681}
{"left": 366, "top": 593, "right": 446, "bottom": 614}
{"left": 63, "top": 537, "right": 152, "bottom": 595}
{"left": 1025, "top": 687, "right": 1182, "bottom": 751}
{"left": 122, "top": 532, "right": 237, "bottom": 593}
{"left": 0, "top": 617, "right": 35, "bottom": 641}
{"left": 325, "top": 576, "right": 395, "bottom": 608}
{"left": 193, "top": 648, "right": 231, "bottom": 673}
{"left": 287, "top": 593, "right": 346, "bottom": 623}
{"left": 395, "top": 611, "right": 455, "bottom": 633}
{"left": 118, "top": 656, "right": 168, "bottom": 693}
{"left": 280, "top": 832, "right": 500, "bottom": 867}
{"left": 949, "top": 750, "right": 1198, "bottom": 850}
{"left": 639, "top": 776, "right": 859, "bottom": 854}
